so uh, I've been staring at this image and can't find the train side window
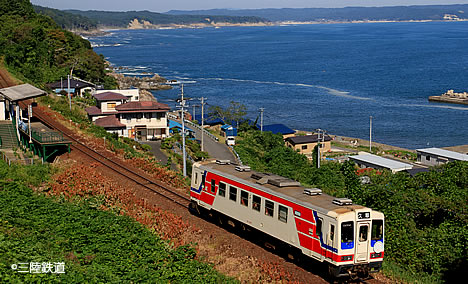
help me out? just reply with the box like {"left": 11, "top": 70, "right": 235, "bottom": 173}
{"left": 278, "top": 205, "right": 288, "bottom": 223}
{"left": 341, "top": 221, "right": 354, "bottom": 243}
{"left": 229, "top": 186, "right": 237, "bottom": 202}
{"left": 371, "top": 220, "right": 384, "bottom": 240}
{"left": 201, "top": 173, "right": 206, "bottom": 190}
{"left": 330, "top": 224, "right": 335, "bottom": 242}
{"left": 252, "top": 195, "right": 261, "bottom": 212}
{"left": 210, "top": 180, "right": 216, "bottom": 193}
{"left": 240, "top": 190, "right": 249, "bottom": 207}
{"left": 316, "top": 218, "right": 323, "bottom": 238}
{"left": 218, "top": 182, "right": 226, "bottom": 197}
{"left": 265, "top": 200, "right": 274, "bottom": 217}
{"left": 195, "top": 173, "right": 198, "bottom": 185}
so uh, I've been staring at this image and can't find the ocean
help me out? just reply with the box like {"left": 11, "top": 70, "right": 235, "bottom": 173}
{"left": 90, "top": 21, "right": 468, "bottom": 149}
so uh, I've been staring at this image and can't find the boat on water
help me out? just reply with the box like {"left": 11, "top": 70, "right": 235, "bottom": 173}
{"left": 428, "top": 89, "right": 468, "bottom": 105}
{"left": 165, "top": 80, "right": 181, "bottom": 85}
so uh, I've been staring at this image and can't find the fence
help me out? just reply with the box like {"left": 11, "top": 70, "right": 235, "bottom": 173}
{"left": 168, "top": 114, "right": 219, "bottom": 142}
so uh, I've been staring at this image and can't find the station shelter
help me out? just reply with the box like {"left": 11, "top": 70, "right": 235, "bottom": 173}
{"left": 0, "top": 84, "right": 71, "bottom": 162}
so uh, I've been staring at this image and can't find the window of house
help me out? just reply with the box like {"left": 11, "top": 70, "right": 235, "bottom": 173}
{"left": 252, "top": 195, "right": 261, "bottom": 211}
{"left": 240, "top": 190, "right": 248, "bottom": 207}
{"left": 210, "top": 180, "right": 216, "bottom": 193}
{"left": 229, "top": 186, "right": 237, "bottom": 202}
{"left": 146, "top": 113, "right": 152, "bottom": 121}
{"left": 265, "top": 200, "right": 274, "bottom": 217}
{"left": 218, "top": 182, "right": 226, "bottom": 197}
{"left": 126, "top": 114, "right": 131, "bottom": 123}
{"left": 108, "top": 102, "right": 116, "bottom": 110}
{"left": 278, "top": 205, "right": 288, "bottom": 223}
{"left": 302, "top": 145, "right": 307, "bottom": 150}
{"left": 426, "top": 155, "right": 430, "bottom": 161}
{"left": 136, "top": 113, "right": 142, "bottom": 122}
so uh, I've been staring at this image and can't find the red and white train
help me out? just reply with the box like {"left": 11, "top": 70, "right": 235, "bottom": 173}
{"left": 190, "top": 160, "right": 384, "bottom": 278}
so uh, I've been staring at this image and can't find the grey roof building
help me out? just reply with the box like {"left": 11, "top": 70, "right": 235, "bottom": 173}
{"left": 416, "top": 147, "right": 468, "bottom": 166}
{"left": 349, "top": 153, "right": 413, "bottom": 173}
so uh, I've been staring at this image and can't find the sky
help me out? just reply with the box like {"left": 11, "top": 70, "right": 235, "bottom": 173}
{"left": 30, "top": 0, "right": 468, "bottom": 12}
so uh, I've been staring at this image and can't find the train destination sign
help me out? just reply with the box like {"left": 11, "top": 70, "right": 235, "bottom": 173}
{"left": 357, "top": 212, "right": 370, "bottom": 219}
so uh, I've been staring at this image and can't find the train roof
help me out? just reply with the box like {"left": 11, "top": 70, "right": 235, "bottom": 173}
{"left": 197, "top": 160, "right": 372, "bottom": 218}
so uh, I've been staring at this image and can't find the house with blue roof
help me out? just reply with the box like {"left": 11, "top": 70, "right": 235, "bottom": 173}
{"left": 261, "top": 124, "right": 296, "bottom": 139}
{"left": 193, "top": 114, "right": 224, "bottom": 126}
{"left": 220, "top": 124, "right": 237, "bottom": 137}
{"left": 169, "top": 120, "right": 195, "bottom": 137}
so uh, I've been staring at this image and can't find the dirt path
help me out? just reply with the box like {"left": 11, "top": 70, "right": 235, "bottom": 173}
{"left": 0, "top": 66, "right": 18, "bottom": 88}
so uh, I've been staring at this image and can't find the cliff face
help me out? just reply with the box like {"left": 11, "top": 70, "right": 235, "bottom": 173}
{"left": 128, "top": 18, "right": 154, "bottom": 29}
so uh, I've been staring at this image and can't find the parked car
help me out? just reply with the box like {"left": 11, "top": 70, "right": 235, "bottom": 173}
{"left": 226, "top": 136, "right": 235, "bottom": 146}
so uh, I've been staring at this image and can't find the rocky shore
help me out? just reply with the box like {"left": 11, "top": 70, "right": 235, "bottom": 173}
{"left": 109, "top": 71, "right": 172, "bottom": 102}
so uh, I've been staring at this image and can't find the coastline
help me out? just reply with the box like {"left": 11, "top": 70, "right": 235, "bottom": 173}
{"left": 78, "top": 19, "right": 467, "bottom": 37}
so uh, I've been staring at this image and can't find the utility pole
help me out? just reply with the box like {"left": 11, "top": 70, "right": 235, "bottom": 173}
{"left": 259, "top": 107, "right": 265, "bottom": 132}
{"left": 178, "top": 84, "right": 187, "bottom": 177}
{"left": 67, "top": 75, "right": 71, "bottom": 111}
{"left": 28, "top": 104, "right": 32, "bottom": 144}
{"left": 369, "top": 116, "right": 373, "bottom": 152}
{"left": 200, "top": 97, "right": 207, "bottom": 152}
{"left": 316, "top": 129, "right": 322, "bottom": 168}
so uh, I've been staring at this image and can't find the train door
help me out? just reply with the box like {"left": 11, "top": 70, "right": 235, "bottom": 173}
{"left": 325, "top": 223, "right": 336, "bottom": 260}
{"left": 355, "top": 222, "right": 370, "bottom": 262}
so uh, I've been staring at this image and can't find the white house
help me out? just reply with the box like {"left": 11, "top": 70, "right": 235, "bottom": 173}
{"left": 95, "top": 89, "right": 140, "bottom": 102}
{"left": 86, "top": 94, "right": 170, "bottom": 141}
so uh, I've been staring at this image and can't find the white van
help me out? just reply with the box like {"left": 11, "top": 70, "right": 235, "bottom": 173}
{"left": 226, "top": 136, "right": 235, "bottom": 146}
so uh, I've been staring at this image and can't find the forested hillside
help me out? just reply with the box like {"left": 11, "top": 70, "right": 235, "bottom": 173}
{"left": 65, "top": 9, "right": 268, "bottom": 28}
{"left": 167, "top": 4, "right": 468, "bottom": 22}
{"left": 33, "top": 5, "right": 97, "bottom": 31}
{"left": 0, "top": 0, "right": 115, "bottom": 88}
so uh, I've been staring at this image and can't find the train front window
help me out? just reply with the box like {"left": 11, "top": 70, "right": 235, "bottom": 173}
{"left": 341, "top": 221, "right": 354, "bottom": 243}
{"left": 372, "top": 220, "right": 384, "bottom": 240}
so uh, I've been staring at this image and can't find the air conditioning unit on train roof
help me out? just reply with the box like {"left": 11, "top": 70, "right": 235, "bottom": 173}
{"left": 250, "top": 172, "right": 301, "bottom": 187}
{"left": 332, "top": 198, "right": 353, "bottom": 206}
{"left": 304, "top": 188, "right": 322, "bottom": 196}
{"left": 216, "top": 159, "right": 231, "bottom": 165}
{"left": 235, "top": 165, "right": 251, "bottom": 172}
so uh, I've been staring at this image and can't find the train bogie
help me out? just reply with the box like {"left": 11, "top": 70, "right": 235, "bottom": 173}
{"left": 190, "top": 160, "right": 384, "bottom": 278}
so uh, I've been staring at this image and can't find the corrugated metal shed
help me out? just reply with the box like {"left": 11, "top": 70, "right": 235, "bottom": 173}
{"left": 0, "top": 84, "right": 46, "bottom": 102}
{"left": 416, "top": 147, "right": 468, "bottom": 161}
{"left": 349, "top": 153, "right": 413, "bottom": 173}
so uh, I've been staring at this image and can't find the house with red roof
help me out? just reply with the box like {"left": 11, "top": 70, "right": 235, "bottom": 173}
{"left": 85, "top": 92, "right": 170, "bottom": 141}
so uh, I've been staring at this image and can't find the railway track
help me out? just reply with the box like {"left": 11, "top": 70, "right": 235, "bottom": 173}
{"left": 29, "top": 104, "right": 191, "bottom": 208}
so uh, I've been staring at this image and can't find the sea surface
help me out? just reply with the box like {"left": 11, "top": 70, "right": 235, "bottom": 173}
{"left": 91, "top": 22, "right": 468, "bottom": 149}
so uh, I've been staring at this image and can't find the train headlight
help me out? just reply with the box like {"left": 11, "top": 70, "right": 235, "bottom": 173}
{"left": 374, "top": 241, "right": 384, "bottom": 253}
{"left": 341, "top": 255, "right": 353, "bottom": 261}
